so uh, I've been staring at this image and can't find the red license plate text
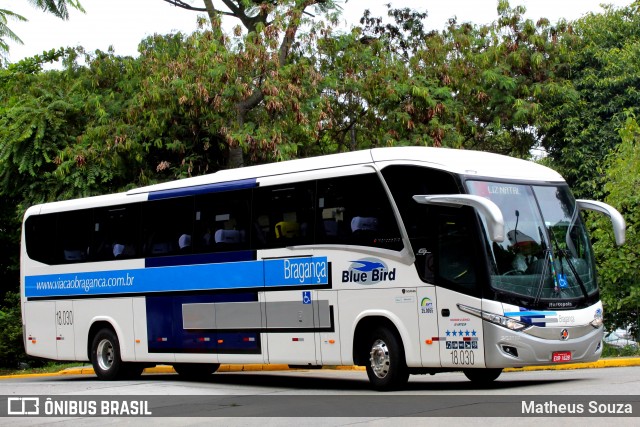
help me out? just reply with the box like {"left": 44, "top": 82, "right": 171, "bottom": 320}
{"left": 552, "top": 351, "right": 572, "bottom": 362}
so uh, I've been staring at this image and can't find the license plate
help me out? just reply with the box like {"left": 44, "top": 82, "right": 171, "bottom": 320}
{"left": 552, "top": 351, "right": 572, "bottom": 362}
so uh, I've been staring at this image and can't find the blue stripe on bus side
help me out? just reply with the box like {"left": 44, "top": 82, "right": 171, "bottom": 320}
{"left": 24, "top": 256, "right": 330, "bottom": 298}
{"left": 147, "top": 178, "right": 257, "bottom": 200}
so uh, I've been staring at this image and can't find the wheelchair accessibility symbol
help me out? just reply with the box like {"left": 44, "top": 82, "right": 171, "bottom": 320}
{"left": 302, "top": 291, "right": 312, "bottom": 304}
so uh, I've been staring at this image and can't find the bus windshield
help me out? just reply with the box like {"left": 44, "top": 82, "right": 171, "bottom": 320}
{"left": 467, "top": 181, "right": 597, "bottom": 305}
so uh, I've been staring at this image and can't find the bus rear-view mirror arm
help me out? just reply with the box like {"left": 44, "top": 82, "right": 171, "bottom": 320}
{"left": 412, "top": 194, "right": 505, "bottom": 243}
{"left": 576, "top": 200, "right": 626, "bottom": 246}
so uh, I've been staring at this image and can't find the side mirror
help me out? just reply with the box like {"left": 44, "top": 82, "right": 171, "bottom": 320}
{"left": 576, "top": 200, "right": 626, "bottom": 246}
{"left": 412, "top": 194, "right": 505, "bottom": 242}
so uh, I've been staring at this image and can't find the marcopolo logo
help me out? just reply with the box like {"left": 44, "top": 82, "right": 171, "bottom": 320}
{"left": 342, "top": 258, "right": 396, "bottom": 285}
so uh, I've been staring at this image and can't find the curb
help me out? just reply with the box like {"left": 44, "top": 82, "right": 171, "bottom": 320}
{"left": 54, "top": 364, "right": 366, "bottom": 376}
{"left": 504, "top": 357, "right": 640, "bottom": 372}
{"left": 2, "top": 358, "right": 639, "bottom": 379}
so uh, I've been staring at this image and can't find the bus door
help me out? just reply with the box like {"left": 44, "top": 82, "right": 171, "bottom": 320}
{"left": 264, "top": 289, "right": 318, "bottom": 365}
{"left": 433, "top": 211, "right": 486, "bottom": 369}
{"left": 436, "top": 288, "right": 485, "bottom": 369}
{"left": 316, "top": 290, "right": 340, "bottom": 365}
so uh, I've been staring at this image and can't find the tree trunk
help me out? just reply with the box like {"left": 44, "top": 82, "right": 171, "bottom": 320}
{"left": 228, "top": 145, "right": 244, "bottom": 168}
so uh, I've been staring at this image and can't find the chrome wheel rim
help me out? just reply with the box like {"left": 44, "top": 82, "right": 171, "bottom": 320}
{"left": 369, "top": 339, "right": 390, "bottom": 379}
{"left": 96, "top": 339, "right": 114, "bottom": 371}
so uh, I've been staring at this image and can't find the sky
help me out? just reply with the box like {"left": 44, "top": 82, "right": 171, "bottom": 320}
{"left": 3, "top": 0, "right": 635, "bottom": 63}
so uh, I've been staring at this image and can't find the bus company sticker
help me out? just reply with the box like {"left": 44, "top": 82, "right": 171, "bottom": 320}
{"left": 341, "top": 257, "right": 397, "bottom": 285}
{"left": 420, "top": 297, "right": 434, "bottom": 314}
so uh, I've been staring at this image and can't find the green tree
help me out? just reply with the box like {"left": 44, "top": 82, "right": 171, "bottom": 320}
{"left": 154, "top": 0, "right": 339, "bottom": 167}
{"left": 590, "top": 114, "right": 640, "bottom": 334}
{"left": 315, "top": 1, "right": 573, "bottom": 156}
{"left": 0, "top": 10, "right": 26, "bottom": 60}
{"left": 0, "top": 292, "right": 26, "bottom": 368}
{"left": 28, "top": 1, "right": 84, "bottom": 19}
{"left": 542, "top": 1, "right": 640, "bottom": 199}
{"left": 0, "top": 48, "right": 131, "bottom": 203}
{"left": 0, "top": 1, "right": 84, "bottom": 64}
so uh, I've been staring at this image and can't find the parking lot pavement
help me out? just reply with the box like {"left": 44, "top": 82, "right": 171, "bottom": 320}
{"left": 2, "top": 357, "right": 640, "bottom": 379}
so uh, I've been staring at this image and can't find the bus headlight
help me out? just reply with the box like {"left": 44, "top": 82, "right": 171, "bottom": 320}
{"left": 458, "top": 304, "right": 530, "bottom": 331}
{"left": 590, "top": 311, "right": 603, "bottom": 328}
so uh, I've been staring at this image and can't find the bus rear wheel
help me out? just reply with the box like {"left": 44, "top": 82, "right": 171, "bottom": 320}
{"left": 173, "top": 363, "right": 220, "bottom": 380}
{"left": 91, "top": 328, "right": 140, "bottom": 380}
{"left": 463, "top": 368, "right": 503, "bottom": 384}
{"left": 365, "top": 327, "right": 409, "bottom": 391}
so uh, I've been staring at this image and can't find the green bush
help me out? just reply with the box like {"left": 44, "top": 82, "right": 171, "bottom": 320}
{"left": 601, "top": 343, "right": 640, "bottom": 358}
{"left": 0, "top": 291, "right": 28, "bottom": 368}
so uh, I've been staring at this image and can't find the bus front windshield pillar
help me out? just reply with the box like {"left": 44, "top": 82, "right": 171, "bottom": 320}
{"left": 412, "top": 194, "right": 505, "bottom": 243}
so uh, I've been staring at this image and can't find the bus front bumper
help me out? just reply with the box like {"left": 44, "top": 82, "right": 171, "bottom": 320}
{"left": 483, "top": 321, "right": 604, "bottom": 369}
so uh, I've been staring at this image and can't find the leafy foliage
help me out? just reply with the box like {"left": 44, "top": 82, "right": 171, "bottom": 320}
{"left": 318, "top": 1, "right": 575, "bottom": 157}
{"left": 542, "top": 2, "right": 640, "bottom": 199}
{"left": 590, "top": 115, "right": 640, "bottom": 334}
{"left": 0, "top": 9, "right": 27, "bottom": 62}
{"left": 0, "top": 1, "right": 84, "bottom": 65}
{"left": 0, "top": 292, "right": 27, "bottom": 368}
{"left": 0, "top": 0, "right": 639, "bottom": 366}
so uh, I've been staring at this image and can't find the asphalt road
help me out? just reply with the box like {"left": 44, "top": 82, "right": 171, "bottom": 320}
{"left": 0, "top": 364, "right": 639, "bottom": 426}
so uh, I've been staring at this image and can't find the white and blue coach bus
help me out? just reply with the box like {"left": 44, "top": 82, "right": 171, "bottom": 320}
{"left": 20, "top": 147, "right": 625, "bottom": 390}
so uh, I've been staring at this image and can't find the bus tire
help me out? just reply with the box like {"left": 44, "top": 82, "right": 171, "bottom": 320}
{"left": 463, "top": 368, "right": 502, "bottom": 384}
{"left": 365, "top": 326, "right": 409, "bottom": 391}
{"left": 90, "top": 328, "right": 129, "bottom": 380}
{"left": 173, "top": 363, "right": 220, "bottom": 380}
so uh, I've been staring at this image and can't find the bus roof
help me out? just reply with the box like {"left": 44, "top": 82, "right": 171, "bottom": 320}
{"left": 128, "top": 146, "right": 563, "bottom": 196}
{"left": 27, "top": 147, "right": 564, "bottom": 215}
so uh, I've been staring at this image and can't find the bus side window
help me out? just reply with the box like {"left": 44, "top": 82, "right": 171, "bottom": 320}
{"left": 25, "top": 213, "right": 57, "bottom": 265}
{"left": 252, "top": 182, "right": 315, "bottom": 249}
{"left": 194, "top": 189, "right": 251, "bottom": 253}
{"left": 437, "top": 212, "right": 477, "bottom": 290}
{"left": 316, "top": 174, "right": 402, "bottom": 251}
{"left": 58, "top": 209, "right": 92, "bottom": 263}
{"left": 93, "top": 204, "right": 141, "bottom": 261}
{"left": 25, "top": 209, "right": 93, "bottom": 265}
{"left": 142, "top": 197, "right": 194, "bottom": 257}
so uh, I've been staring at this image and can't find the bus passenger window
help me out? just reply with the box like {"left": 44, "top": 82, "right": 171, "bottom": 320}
{"left": 316, "top": 174, "right": 402, "bottom": 251}
{"left": 194, "top": 190, "right": 250, "bottom": 253}
{"left": 252, "top": 182, "right": 315, "bottom": 249}
{"left": 25, "top": 213, "right": 57, "bottom": 265}
{"left": 142, "top": 197, "right": 192, "bottom": 257}
{"left": 59, "top": 209, "right": 92, "bottom": 263}
{"left": 93, "top": 204, "right": 141, "bottom": 261}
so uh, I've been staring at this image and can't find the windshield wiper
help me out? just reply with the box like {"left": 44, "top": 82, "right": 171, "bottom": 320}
{"left": 557, "top": 249, "right": 589, "bottom": 300}
{"left": 548, "top": 226, "right": 589, "bottom": 300}
{"left": 533, "top": 227, "right": 549, "bottom": 305}
{"left": 533, "top": 225, "right": 589, "bottom": 305}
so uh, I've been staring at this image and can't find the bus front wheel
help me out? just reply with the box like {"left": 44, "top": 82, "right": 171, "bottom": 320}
{"left": 365, "top": 327, "right": 409, "bottom": 391}
{"left": 90, "top": 328, "right": 139, "bottom": 380}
